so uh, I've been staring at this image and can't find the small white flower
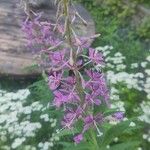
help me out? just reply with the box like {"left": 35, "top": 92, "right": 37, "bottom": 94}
{"left": 146, "top": 55, "right": 150, "bottom": 62}
{"left": 131, "top": 63, "right": 138, "bottom": 68}
{"left": 12, "top": 138, "right": 25, "bottom": 149}
{"left": 145, "top": 69, "right": 150, "bottom": 75}
{"left": 114, "top": 137, "right": 118, "bottom": 142}
{"left": 51, "top": 122, "right": 56, "bottom": 127}
{"left": 43, "top": 142, "right": 49, "bottom": 150}
{"left": 106, "top": 145, "right": 110, "bottom": 149}
{"left": 123, "top": 118, "right": 128, "bottom": 121}
{"left": 40, "top": 114, "right": 49, "bottom": 122}
{"left": 50, "top": 118, "right": 54, "bottom": 122}
{"left": 8, "top": 126, "right": 14, "bottom": 133}
{"left": 0, "top": 115, "right": 6, "bottom": 124}
{"left": 0, "top": 135, "right": 7, "bottom": 142}
{"left": 141, "top": 62, "right": 147, "bottom": 68}
{"left": 56, "top": 129, "right": 60, "bottom": 134}
{"left": 50, "top": 137, "right": 54, "bottom": 142}
{"left": 143, "top": 134, "right": 148, "bottom": 139}
{"left": 31, "top": 147, "right": 36, "bottom": 150}
{"left": 23, "top": 106, "right": 32, "bottom": 114}
{"left": 49, "top": 142, "right": 54, "bottom": 147}
{"left": 129, "top": 122, "right": 136, "bottom": 127}
{"left": 38, "top": 142, "right": 43, "bottom": 148}
{"left": 54, "top": 136, "right": 60, "bottom": 141}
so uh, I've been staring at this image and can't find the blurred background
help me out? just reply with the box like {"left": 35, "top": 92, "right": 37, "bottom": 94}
{"left": 0, "top": 0, "right": 149, "bottom": 149}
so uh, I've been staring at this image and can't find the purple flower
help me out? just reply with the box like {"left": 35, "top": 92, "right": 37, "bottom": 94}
{"left": 83, "top": 114, "right": 104, "bottom": 132}
{"left": 63, "top": 76, "right": 76, "bottom": 85}
{"left": 73, "top": 37, "right": 90, "bottom": 48}
{"left": 88, "top": 48, "right": 103, "bottom": 64}
{"left": 41, "top": 24, "right": 51, "bottom": 38}
{"left": 53, "top": 90, "right": 68, "bottom": 107}
{"left": 48, "top": 72, "right": 62, "bottom": 90}
{"left": 56, "top": 24, "right": 65, "bottom": 33}
{"left": 83, "top": 115, "right": 94, "bottom": 132}
{"left": 113, "top": 112, "right": 124, "bottom": 121}
{"left": 62, "top": 107, "right": 83, "bottom": 128}
{"left": 86, "top": 70, "right": 102, "bottom": 80}
{"left": 61, "top": 111, "right": 76, "bottom": 128}
{"left": 85, "top": 93, "right": 101, "bottom": 106}
{"left": 22, "top": 8, "right": 111, "bottom": 145}
{"left": 58, "top": 86, "right": 80, "bottom": 103}
{"left": 49, "top": 50, "right": 65, "bottom": 65}
{"left": 85, "top": 70, "right": 109, "bottom": 105}
{"left": 74, "top": 134, "right": 83, "bottom": 144}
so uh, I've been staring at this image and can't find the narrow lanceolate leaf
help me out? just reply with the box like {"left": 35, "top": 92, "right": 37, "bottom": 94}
{"left": 62, "top": 142, "right": 93, "bottom": 150}
{"left": 58, "top": 142, "right": 73, "bottom": 147}
{"left": 58, "top": 129, "right": 79, "bottom": 137}
{"left": 108, "top": 141, "right": 141, "bottom": 150}
{"left": 103, "top": 108, "right": 120, "bottom": 117}
{"left": 100, "top": 120, "right": 136, "bottom": 147}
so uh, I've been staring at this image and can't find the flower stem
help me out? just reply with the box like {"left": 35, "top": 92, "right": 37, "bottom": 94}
{"left": 63, "top": 0, "right": 85, "bottom": 103}
{"left": 89, "top": 129, "right": 100, "bottom": 150}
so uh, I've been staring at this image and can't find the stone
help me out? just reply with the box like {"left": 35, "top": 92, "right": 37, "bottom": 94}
{"left": 0, "top": 0, "right": 95, "bottom": 76}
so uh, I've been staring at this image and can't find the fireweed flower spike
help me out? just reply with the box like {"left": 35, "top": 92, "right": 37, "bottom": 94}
{"left": 74, "top": 134, "right": 83, "bottom": 144}
{"left": 88, "top": 48, "right": 104, "bottom": 64}
{"left": 48, "top": 72, "right": 62, "bottom": 90}
{"left": 22, "top": 0, "right": 123, "bottom": 145}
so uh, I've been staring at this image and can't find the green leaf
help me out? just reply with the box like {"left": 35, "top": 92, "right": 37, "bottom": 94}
{"left": 108, "top": 141, "right": 141, "bottom": 150}
{"left": 62, "top": 142, "right": 91, "bottom": 150}
{"left": 100, "top": 120, "right": 136, "bottom": 147}
{"left": 58, "top": 129, "right": 79, "bottom": 137}
{"left": 103, "top": 108, "right": 120, "bottom": 117}
{"left": 58, "top": 142, "right": 73, "bottom": 147}
{"left": 42, "top": 71, "right": 48, "bottom": 82}
{"left": 27, "top": 80, "right": 53, "bottom": 104}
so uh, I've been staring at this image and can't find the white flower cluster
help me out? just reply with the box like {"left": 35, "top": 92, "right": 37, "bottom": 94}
{"left": 143, "top": 130, "right": 150, "bottom": 143}
{"left": 95, "top": 46, "right": 150, "bottom": 113}
{"left": 139, "top": 101, "right": 150, "bottom": 124}
{"left": 0, "top": 89, "right": 59, "bottom": 149}
{"left": 109, "top": 87, "right": 125, "bottom": 112}
{"left": 38, "top": 133, "right": 59, "bottom": 150}
{"left": 96, "top": 46, "right": 150, "bottom": 146}
{"left": 96, "top": 46, "right": 126, "bottom": 71}
{"left": 139, "top": 101, "right": 150, "bottom": 142}
{"left": 144, "top": 69, "right": 150, "bottom": 99}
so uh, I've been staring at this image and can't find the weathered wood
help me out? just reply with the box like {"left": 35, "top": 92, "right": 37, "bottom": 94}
{"left": 0, "top": 0, "right": 95, "bottom": 76}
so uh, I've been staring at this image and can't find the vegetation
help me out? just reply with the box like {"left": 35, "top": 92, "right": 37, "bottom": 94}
{"left": 0, "top": 0, "right": 150, "bottom": 149}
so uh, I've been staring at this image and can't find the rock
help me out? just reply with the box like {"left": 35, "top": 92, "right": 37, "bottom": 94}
{"left": 0, "top": 0, "right": 95, "bottom": 76}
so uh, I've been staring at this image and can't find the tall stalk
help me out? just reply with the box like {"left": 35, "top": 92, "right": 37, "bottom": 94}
{"left": 22, "top": 0, "right": 111, "bottom": 147}
{"left": 62, "top": 0, "right": 100, "bottom": 149}
{"left": 63, "top": 0, "right": 85, "bottom": 104}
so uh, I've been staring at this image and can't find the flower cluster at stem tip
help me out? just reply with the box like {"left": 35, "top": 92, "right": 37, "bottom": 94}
{"left": 22, "top": 0, "right": 123, "bottom": 144}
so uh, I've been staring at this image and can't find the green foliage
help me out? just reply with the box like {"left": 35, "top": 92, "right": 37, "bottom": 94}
{"left": 95, "top": 0, "right": 135, "bottom": 19}
{"left": 108, "top": 141, "right": 141, "bottom": 150}
{"left": 58, "top": 129, "right": 79, "bottom": 137}
{"left": 117, "top": 85, "right": 146, "bottom": 117}
{"left": 0, "top": 76, "right": 37, "bottom": 91}
{"left": 1, "top": 0, "right": 149, "bottom": 149}
{"left": 77, "top": 0, "right": 149, "bottom": 67}
{"left": 137, "top": 17, "right": 150, "bottom": 39}
{"left": 61, "top": 142, "right": 91, "bottom": 150}
{"left": 57, "top": 119, "right": 141, "bottom": 150}
{"left": 28, "top": 79, "right": 53, "bottom": 104}
{"left": 99, "top": 120, "right": 140, "bottom": 147}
